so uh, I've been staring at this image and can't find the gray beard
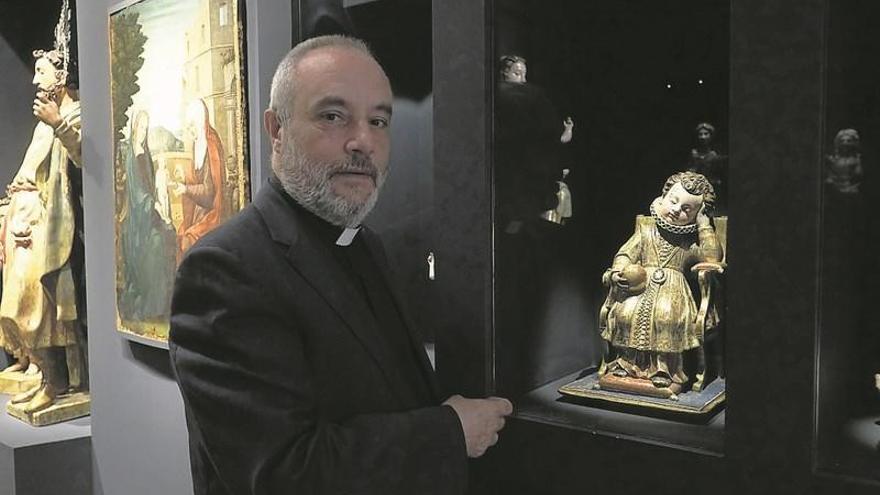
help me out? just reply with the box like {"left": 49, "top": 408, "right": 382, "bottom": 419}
{"left": 275, "top": 138, "right": 385, "bottom": 228}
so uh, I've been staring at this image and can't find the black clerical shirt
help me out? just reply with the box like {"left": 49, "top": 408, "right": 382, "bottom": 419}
{"left": 268, "top": 178, "right": 433, "bottom": 407}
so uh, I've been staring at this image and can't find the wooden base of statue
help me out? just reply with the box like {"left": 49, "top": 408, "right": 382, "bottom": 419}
{"left": 597, "top": 374, "right": 682, "bottom": 399}
{"left": 6, "top": 392, "right": 90, "bottom": 426}
{"left": 0, "top": 370, "right": 42, "bottom": 395}
{"left": 559, "top": 371, "right": 725, "bottom": 415}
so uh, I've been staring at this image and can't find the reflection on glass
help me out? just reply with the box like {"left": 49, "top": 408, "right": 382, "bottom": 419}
{"left": 816, "top": 0, "right": 880, "bottom": 482}
{"left": 688, "top": 122, "right": 728, "bottom": 213}
{"left": 495, "top": 54, "right": 575, "bottom": 232}
{"left": 825, "top": 128, "right": 863, "bottom": 194}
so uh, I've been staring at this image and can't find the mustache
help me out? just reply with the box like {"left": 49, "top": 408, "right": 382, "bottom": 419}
{"left": 330, "top": 154, "right": 379, "bottom": 180}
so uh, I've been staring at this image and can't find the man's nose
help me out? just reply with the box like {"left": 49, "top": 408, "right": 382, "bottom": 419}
{"left": 344, "top": 120, "right": 375, "bottom": 156}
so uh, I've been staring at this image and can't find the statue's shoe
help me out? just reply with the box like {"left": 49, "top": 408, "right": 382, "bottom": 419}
{"left": 21, "top": 388, "right": 55, "bottom": 414}
{"left": 650, "top": 376, "right": 672, "bottom": 388}
{"left": 10, "top": 383, "right": 41, "bottom": 404}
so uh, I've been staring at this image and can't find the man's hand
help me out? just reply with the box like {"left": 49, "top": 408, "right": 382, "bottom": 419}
{"left": 33, "top": 92, "right": 62, "bottom": 129}
{"left": 443, "top": 395, "right": 513, "bottom": 458}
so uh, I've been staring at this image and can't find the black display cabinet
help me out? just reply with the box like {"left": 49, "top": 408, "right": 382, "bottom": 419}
{"left": 430, "top": 1, "right": 879, "bottom": 494}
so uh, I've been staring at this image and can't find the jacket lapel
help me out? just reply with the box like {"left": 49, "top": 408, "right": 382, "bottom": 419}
{"left": 253, "top": 184, "right": 412, "bottom": 404}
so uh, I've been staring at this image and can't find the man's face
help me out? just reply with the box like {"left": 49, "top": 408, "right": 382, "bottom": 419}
{"left": 656, "top": 182, "right": 703, "bottom": 226}
{"left": 274, "top": 46, "right": 392, "bottom": 227}
{"left": 33, "top": 57, "right": 60, "bottom": 93}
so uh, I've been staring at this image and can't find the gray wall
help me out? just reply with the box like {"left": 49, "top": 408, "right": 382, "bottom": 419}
{"left": 0, "top": 33, "right": 28, "bottom": 371}
{"left": 76, "top": 1, "right": 289, "bottom": 493}
{"left": 0, "top": 36, "right": 33, "bottom": 191}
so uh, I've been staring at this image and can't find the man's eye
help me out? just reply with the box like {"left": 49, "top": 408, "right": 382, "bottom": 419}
{"left": 371, "top": 118, "right": 389, "bottom": 128}
{"left": 322, "top": 113, "right": 343, "bottom": 122}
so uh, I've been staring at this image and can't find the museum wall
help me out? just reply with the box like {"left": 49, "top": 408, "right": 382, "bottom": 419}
{"left": 0, "top": 2, "right": 62, "bottom": 192}
{"left": 76, "top": 1, "right": 290, "bottom": 493}
{"left": 0, "top": 36, "right": 27, "bottom": 371}
{"left": 0, "top": 39, "right": 33, "bottom": 196}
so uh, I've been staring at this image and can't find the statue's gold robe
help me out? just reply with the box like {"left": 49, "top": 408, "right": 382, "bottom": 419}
{"left": 0, "top": 102, "right": 81, "bottom": 354}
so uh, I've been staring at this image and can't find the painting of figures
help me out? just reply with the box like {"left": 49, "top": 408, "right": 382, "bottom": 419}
{"left": 109, "top": 0, "right": 248, "bottom": 343}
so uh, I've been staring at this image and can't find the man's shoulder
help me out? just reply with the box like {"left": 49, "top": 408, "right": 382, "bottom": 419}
{"left": 187, "top": 203, "right": 272, "bottom": 257}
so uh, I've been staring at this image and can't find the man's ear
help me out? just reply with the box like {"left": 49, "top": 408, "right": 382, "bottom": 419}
{"left": 264, "top": 109, "right": 283, "bottom": 155}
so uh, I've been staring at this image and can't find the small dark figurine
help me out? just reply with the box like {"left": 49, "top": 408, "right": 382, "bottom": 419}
{"left": 687, "top": 123, "right": 727, "bottom": 209}
{"left": 825, "top": 128, "right": 863, "bottom": 194}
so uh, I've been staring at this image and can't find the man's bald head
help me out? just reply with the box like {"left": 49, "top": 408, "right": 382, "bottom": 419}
{"left": 269, "top": 35, "right": 383, "bottom": 122}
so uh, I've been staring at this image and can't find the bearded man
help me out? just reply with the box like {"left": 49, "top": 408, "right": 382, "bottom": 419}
{"left": 169, "top": 35, "right": 512, "bottom": 495}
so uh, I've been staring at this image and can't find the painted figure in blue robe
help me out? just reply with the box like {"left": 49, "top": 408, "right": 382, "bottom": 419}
{"left": 118, "top": 110, "right": 176, "bottom": 321}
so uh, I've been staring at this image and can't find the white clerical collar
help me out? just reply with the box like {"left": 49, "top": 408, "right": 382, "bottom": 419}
{"left": 335, "top": 227, "right": 361, "bottom": 246}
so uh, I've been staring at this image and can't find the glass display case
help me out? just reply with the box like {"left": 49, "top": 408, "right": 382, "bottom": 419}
{"left": 489, "top": 0, "right": 729, "bottom": 452}
{"left": 815, "top": 0, "right": 880, "bottom": 483}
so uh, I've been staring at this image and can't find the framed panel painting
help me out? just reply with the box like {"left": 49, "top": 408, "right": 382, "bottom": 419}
{"left": 109, "top": 0, "right": 249, "bottom": 344}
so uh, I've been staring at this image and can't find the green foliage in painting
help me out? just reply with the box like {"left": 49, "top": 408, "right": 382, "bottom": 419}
{"left": 110, "top": 12, "right": 146, "bottom": 142}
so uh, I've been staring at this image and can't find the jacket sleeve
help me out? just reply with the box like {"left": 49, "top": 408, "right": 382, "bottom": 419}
{"left": 169, "top": 244, "right": 468, "bottom": 495}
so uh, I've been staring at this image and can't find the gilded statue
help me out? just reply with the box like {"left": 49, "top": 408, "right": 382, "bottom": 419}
{"left": 597, "top": 172, "right": 724, "bottom": 398}
{"left": 0, "top": 0, "right": 88, "bottom": 422}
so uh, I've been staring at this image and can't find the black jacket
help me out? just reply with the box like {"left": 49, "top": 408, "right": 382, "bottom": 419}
{"left": 169, "top": 181, "right": 467, "bottom": 494}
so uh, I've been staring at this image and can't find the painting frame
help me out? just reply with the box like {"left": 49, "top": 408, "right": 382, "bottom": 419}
{"left": 108, "top": 0, "right": 250, "bottom": 346}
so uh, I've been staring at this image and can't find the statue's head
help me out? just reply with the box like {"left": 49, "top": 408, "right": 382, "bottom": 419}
{"left": 499, "top": 55, "right": 527, "bottom": 84}
{"left": 833, "top": 128, "right": 860, "bottom": 156}
{"left": 32, "top": 49, "right": 69, "bottom": 95}
{"left": 33, "top": 0, "right": 76, "bottom": 96}
{"left": 655, "top": 171, "right": 715, "bottom": 226}
{"left": 695, "top": 122, "right": 715, "bottom": 146}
